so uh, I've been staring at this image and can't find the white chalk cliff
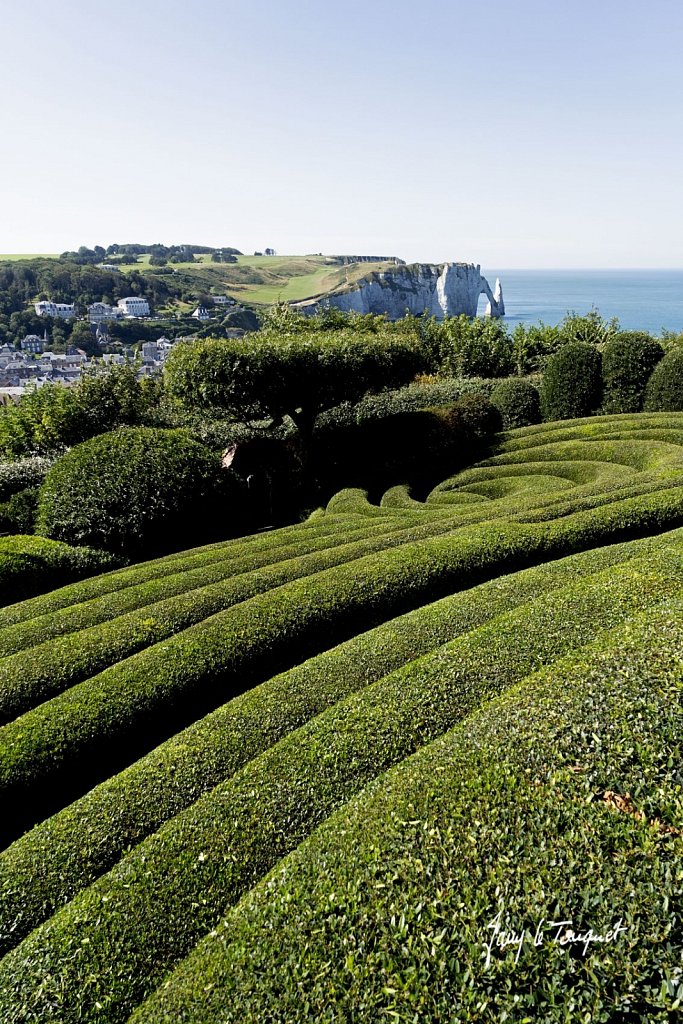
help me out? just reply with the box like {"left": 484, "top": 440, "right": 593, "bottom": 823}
{"left": 295, "top": 263, "right": 504, "bottom": 320}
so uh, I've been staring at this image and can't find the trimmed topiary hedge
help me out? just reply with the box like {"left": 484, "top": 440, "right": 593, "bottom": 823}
{"left": 490, "top": 377, "right": 542, "bottom": 429}
{"left": 134, "top": 598, "right": 683, "bottom": 1023}
{"left": 644, "top": 347, "right": 683, "bottom": 412}
{"left": 0, "top": 536, "right": 117, "bottom": 607}
{"left": 35, "top": 426, "right": 228, "bottom": 557}
{"left": 1, "top": 528, "right": 670, "bottom": 955}
{"left": 601, "top": 331, "right": 664, "bottom": 413}
{"left": 1, "top": 545, "right": 682, "bottom": 1022}
{"left": 540, "top": 342, "right": 603, "bottom": 421}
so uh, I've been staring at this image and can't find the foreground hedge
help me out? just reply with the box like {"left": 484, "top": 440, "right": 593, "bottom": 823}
{"left": 2, "top": 545, "right": 682, "bottom": 1022}
{"left": 1, "top": 529, "right": 671, "bottom": 953}
{"left": 0, "top": 536, "right": 117, "bottom": 606}
{"left": 0, "top": 512, "right": 476, "bottom": 723}
{"left": 3, "top": 479, "right": 683, "bottom": 843}
{"left": 136, "top": 601, "right": 683, "bottom": 1024}
{"left": 0, "top": 512, "right": 366, "bottom": 629}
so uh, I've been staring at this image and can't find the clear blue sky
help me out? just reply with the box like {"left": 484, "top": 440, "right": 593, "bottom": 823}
{"left": 1, "top": 0, "right": 682, "bottom": 267}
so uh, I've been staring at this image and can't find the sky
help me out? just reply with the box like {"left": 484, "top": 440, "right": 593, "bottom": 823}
{"left": 1, "top": 0, "right": 682, "bottom": 267}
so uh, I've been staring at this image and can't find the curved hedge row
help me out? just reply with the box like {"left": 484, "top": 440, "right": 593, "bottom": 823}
{"left": 1, "top": 544, "right": 682, "bottom": 1022}
{"left": 135, "top": 599, "right": 683, "bottom": 1024}
{"left": 4, "top": 478, "right": 683, "bottom": 845}
{"left": 0, "top": 513, "right": 472, "bottom": 719}
{"left": 0, "top": 536, "right": 117, "bottom": 606}
{"left": 0, "top": 513, "right": 366, "bottom": 629}
{"left": 0, "top": 528, "right": 672, "bottom": 954}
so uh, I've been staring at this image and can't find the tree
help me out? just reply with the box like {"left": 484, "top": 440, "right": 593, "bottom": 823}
{"left": 163, "top": 331, "right": 428, "bottom": 439}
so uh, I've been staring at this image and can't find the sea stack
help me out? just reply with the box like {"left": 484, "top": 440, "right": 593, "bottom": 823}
{"left": 486, "top": 278, "right": 505, "bottom": 318}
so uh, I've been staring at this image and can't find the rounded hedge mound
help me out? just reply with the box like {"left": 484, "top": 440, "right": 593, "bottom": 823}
{"left": 644, "top": 347, "right": 683, "bottom": 412}
{"left": 490, "top": 377, "right": 542, "bottom": 429}
{"left": 36, "top": 427, "right": 226, "bottom": 557}
{"left": 601, "top": 332, "right": 664, "bottom": 413}
{"left": 540, "top": 342, "right": 602, "bottom": 421}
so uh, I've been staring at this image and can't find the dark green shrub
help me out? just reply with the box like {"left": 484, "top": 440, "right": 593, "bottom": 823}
{"left": 643, "top": 347, "right": 683, "bottom": 411}
{"left": 0, "top": 536, "right": 116, "bottom": 606}
{"left": 36, "top": 427, "right": 227, "bottom": 557}
{"left": 445, "top": 393, "right": 503, "bottom": 440}
{"left": 490, "top": 378, "right": 542, "bottom": 429}
{"left": 602, "top": 332, "right": 664, "bottom": 413}
{"left": 0, "top": 487, "right": 38, "bottom": 534}
{"left": 0, "top": 457, "right": 52, "bottom": 502}
{"left": 540, "top": 342, "right": 602, "bottom": 421}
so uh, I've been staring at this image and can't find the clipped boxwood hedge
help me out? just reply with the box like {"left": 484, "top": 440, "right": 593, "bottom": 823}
{"left": 643, "top": 347, "right": 683, "bottom": 412}
{"left": 601, "top": 331, "right": 664, "bottom": 413}
{"left": 0, "top": 528, "right": 672, "bottom": 954}
{"left": 0, "top": 535, "right": 117, "bottom": 606}
{"left": 1, "top": 545, "right": 682, "bottom": 1022}
{"left": 490, "top": 376, "right": 542, "bottom": 428}
{"left": 0, "top": 510, "right": 475, "bottom": 723}
{"left": 36, "top": 426, "right": 228, "bottom": 557}
{"left": 135, "top": 599, "right": 683, "bottom": 1024}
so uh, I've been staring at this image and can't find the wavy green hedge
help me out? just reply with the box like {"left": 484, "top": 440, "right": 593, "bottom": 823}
{"left": 0, "top": 536, "right": 117, "bottom": 606}
{"left": 135, "top": 599, "right": 683, "bottom": 1024}
{"left": 1, "top": 529, "right": 673, "bottom": 954}
{"left": 0, "top": 513, "right": 470, "bottom": 721}
{"left": 3, "top": 478, "right": 683, "bottom": 845}
{"left": 1, "top": 543, "right": 682, "bottom": 1022}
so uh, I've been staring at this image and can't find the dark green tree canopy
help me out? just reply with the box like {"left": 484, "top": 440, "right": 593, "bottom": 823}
{"left": 163, "top": 331, "right": 428, "bottom": 435}
{"left": 601, "top": 332, "right": 664, "bottom": 413}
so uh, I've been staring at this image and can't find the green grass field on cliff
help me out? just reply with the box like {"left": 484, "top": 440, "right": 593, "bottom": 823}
{"left": 0, "top": 412, "right": 681, "bottom": 1022}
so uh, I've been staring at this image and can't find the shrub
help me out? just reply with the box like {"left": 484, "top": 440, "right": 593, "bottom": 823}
{"left": 490, "top": 378, "right": 542, "bottom": 429}
{"left": 2, "top": 530, "right": 664, "bottom": 954}
{"left": 2, "top": 546, "right": 682, "bottom": 1022}
{"left": 443, "top": 393, "right": 503, "bottom": 442}
{"left": 0, "top": 366, "right": 160, "bottom": 460}
{"left": 36, "top": 427, "right": 227, "bottom": 557}
{"left": 540, "top": 342, "right": 602, "bottom": 421}
{"left": 643, "top": 347, "right": 683, "bottom": 412}
{"left": 601, "top": 332, "right": 664, "bottom": 413}
{"left": 137, "top": 601, "right": 683, "bottom": 1024}
{"left": 435, "top": 316, "right": 514, "bottom": 378}
{"left": 0, "top": 457, "right": 52, "bottom": 502}
{"left": 0, "top": 487, "right": 38, "bottom": 534}
{"left": 0, "top": 536, "right": 116, "bottom": 606}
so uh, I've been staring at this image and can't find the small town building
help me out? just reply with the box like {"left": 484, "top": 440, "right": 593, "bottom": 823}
{"left": 20, "top": 334, "right": 46, "bottom": 354}
{"left": 35, "top": 301, "right": 76, "bottom": 319}
{"left": 88, "top": 302, "right": 124, "bottom": 323}
{"left": 117, "top": 296, "right": 150, "bottom": 317}
{"left": 191, "top": 306, "right": 211, "bottom": 321}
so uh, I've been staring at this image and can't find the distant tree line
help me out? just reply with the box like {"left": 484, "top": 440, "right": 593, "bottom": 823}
{"left": 58, "top": 243, "right": 243, "bottom": 266}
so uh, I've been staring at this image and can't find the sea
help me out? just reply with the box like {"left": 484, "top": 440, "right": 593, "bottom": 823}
{"left": 478, "top": 270, "right": 683, "bottom": 335}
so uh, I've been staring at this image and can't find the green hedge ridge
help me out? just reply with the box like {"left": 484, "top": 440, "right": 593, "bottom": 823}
{"left": 2, "top": 545, "right": 682, "bottom": 1022}
{"left": 0, "top": 529, "right": 672, "bottom": 954}
{"left": 135, "top": 600, "right": 683, "bottom": 1024}
{"left": 0, "top": 515, "right": 446, "bottom": 718}
{"left": 3, "top": 480, "right": 683, "bottom": 844}
{"left": 0, "top": 536, "right": 117, "bottom": 607}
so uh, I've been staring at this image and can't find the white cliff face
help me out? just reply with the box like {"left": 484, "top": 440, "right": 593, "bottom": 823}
{"left": 297, "top": 262, "right": 504, "bottom": 320}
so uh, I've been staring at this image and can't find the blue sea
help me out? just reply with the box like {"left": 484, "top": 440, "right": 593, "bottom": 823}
{"left": 478, "top": 270, "right": 683, "bottom": 335}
